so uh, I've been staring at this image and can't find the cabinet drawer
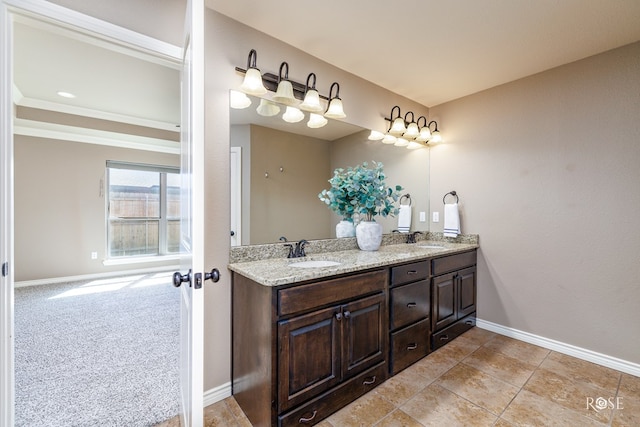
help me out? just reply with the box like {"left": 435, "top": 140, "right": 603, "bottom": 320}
{"left": 278, "top": 362, "right": 387, "bottom": 427}
{"left": 432, "top": 251, "right": 476, "bottom": 276}
{"left": 390, "top": 280, "right": 429, "bottom": 330}
{"left": 278, "top": 270, "right": 387, "bottom": 316}
{"left": 431, "top": 314, "right": 476, "bottom": 351}
{"left": 390, "top": 260, "right": 430, "bottom": 287}
{"left": 390, "top": 318, "right": 430, "bottom": 375}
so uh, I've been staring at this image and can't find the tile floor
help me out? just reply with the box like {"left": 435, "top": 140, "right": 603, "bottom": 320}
{"left": 156, "top": 327, "right": 639, "bottom": 426}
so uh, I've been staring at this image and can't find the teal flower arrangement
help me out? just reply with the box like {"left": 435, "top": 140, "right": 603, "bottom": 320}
{"left": 319, "top": 161, "right": 403, "bottom": 222}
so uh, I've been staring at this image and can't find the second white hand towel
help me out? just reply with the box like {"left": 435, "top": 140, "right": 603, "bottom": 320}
{"left": 443, "top": 203, "right": 460, "bottom": 238}
{"left": 397, "top": 205, "right": 412, "bottom": 233}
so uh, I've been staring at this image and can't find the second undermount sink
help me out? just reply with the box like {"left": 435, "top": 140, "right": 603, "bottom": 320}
{"left": 417, "top": 245, "right": 445, "bottom": 249}
{"left": 289, "top": 260, "right": 342, "bottom": 269}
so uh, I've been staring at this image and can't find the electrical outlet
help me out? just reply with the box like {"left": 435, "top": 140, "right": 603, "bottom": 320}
{"left": 91, "top": 252, "right": 98, "bottom": 260}
{"left": 432, "top": 212, "right": 440, "bottom": 223}
{"left": 419, "top": 211, "right": 426, "bottom": 222}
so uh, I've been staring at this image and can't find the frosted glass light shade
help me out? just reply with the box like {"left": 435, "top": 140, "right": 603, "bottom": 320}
{"left": 430, "top": 130, "right": 443, "bottom": 143}
{"left": 273, "top": 80, "right": 297, "bottom": 106}
{"left": 299, "top": 89, "right": 323, "bottom": 113}
{"left": 407, "top": 141, "right": 423, "bottom": 150}
{"left": 415, "top": 127, "right": 432, "bottom": 142}
{"left": 282, "top": 106, "right": 305, "bottom": 123}
{"left": 403, "top": 122, "right": 419, "bottom": 139}
{"left": 382, "top": 134, "right": 397, "bottom": 144}
{"left": 229, "top": 90, "right": 251, "bottom": 109}
{"left": 324, "top": 98, "right": 346, "bottom": 119}
{"left": 368, "top": 130, "right": 384, "bottom": 140}
{"left": 389, "top": 117, "right": 406, "bottom": 135}
{"left": 394, "top": 137, "right": 409, "bottom": 147}
{"left": 240, "top": 68, "right": 267, "bottom": 96}
{"left": 256, "top": 99, "right": 280, "bottom": 117}
{"left": 307, "top": 113, "right": 328, "bottom": 128}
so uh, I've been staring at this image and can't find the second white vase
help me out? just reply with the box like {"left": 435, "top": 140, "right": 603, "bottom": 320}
{"left": 355, "top": 220, "right": 383, "bottom": 251}
{"left": 336, "top": 220, "right": 356, "bottom": 238}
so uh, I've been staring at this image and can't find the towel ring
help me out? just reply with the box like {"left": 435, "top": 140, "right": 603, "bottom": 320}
{"left": 443, "top": 191, "right": 458, "bottom": 204}
{"left": 400, "top": 194, "right": 412, "bottom": 206}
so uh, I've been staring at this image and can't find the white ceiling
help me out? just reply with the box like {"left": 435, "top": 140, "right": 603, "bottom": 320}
{"left": 208, "top": 0, "right": 640, "bottom": 107}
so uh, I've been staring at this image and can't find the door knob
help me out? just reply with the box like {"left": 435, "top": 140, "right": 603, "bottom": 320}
{"left": 205, "top": 268, "right": 220, "bottom": 283}
{"left": 173, "top": 269, "right": 191, "bottom": 287}
{"left": 230, "top": 231, "right": 235, "bottom": 236}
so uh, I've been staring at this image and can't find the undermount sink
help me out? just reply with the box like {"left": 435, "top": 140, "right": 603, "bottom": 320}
{"left": 417, "top": 245, "right": 445, "bottom": 249}
{"left": 289, "top": 260, "right": 342, "bottom": 268}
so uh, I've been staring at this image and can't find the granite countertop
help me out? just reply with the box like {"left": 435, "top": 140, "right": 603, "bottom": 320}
{"left": 228, "top": 240, "right": 478, "bottom": 287}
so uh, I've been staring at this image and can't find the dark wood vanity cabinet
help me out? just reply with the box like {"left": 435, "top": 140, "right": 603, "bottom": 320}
{"left": 389, "top": 260, "right": 430, "bottom": 375}
{"left": 431, "top": 251, "right": 477, "bottom": 350}
{"left": 232, "top": 269, "right": 388, "bottom": 427}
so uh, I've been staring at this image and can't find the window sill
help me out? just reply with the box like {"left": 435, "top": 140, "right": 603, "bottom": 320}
{"left": 103, "top": 254, "right": 182, "bottom": 266}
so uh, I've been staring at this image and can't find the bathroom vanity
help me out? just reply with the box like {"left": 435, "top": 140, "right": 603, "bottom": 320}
{"left": 229, "top": 237, "right": 478, "bottom": 426}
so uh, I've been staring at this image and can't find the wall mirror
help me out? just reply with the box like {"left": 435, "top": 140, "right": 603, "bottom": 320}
{"left": 229, "top": 93, "right": 431, "bottom": 246}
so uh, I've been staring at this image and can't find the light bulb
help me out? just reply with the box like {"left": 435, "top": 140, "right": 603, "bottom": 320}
{"left": 282, "top": 106, "right": 305, "bottom": 123}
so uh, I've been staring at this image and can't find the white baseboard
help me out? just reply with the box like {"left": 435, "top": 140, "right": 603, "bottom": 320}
{"left": 14, "top": 265, "right": 178, "bottom": 288}
{"left": 476, "top": 318, "right": 640, "bottom": 377}
{"left": 204, "top": 382, "right": 232, "bottom": 407}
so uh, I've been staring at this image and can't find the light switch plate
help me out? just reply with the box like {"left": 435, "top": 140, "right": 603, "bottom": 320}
{"left": 419, "top": 211, "right": 426, "bottom": 222}
{"left": 432, "top": 212, "right": 440, "bottom": 222}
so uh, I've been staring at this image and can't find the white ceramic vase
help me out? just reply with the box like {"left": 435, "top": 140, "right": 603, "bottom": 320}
{"left": 355, "top": 220, "right": 383, "bottom": 251}
{"left": 335, "top": 220, "right": 356, "bottom": 238}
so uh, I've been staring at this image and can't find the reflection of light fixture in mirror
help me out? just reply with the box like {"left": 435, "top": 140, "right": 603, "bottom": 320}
{"left": 427, "top": 120, "right": 442, "bottom": 143}
{"left": 415, "top": 116, "right": 431, "bottom": 142}
{"left": 394, "top": 137, "right": 409, "bottom": 147}
{"left": 307, "top": 113, "right": 328, "bottom": 128}
{"left": 256, "top": 98, "right": 281, "bottom": 117}
{"left": 403, "top": 112, "right": 419, "bottom": 139}
{"left": 57, "top": 91, "right": 76, "bottom": 98}
{"left": 382, "top": 134, "right": 397, "bottom": 144}
{"left": 282, "top": 106, "right": 305, "bottom": 123}
{"left": 299, "top": 73, "right": 324, "bottom": 113}
{"left": 229, "top": 90, "right": 251, "bottom": 109}
{"left": 239, "top": 49, "right": 267, "bottom": 96}
{"left": 272, "top": 62, "right": 297, "bottom": 106}
{"left": 324, "top": 82, "right": 346, "bottom": 119}
{"left": 368, "top": 130, "right": 384, "bottom": 140}
{"left": 406, "top": 141, "right": 423, "bottom": 149}
{"left": 388, "top": 105, "right": 406, "bottom": 135}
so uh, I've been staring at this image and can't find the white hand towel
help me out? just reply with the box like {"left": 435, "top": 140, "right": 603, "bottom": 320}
{"left": 397, "top": 205, "right": 412, "bottom": 233}
{"left": 443, "top": 203, "right": 460, "bottom": 238}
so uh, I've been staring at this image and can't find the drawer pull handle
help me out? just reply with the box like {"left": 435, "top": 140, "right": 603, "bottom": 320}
{"left": 407, "top": 302, "right": 417, "bottom": 308}
{"left": 465, "top": 319, "right": 474, "bottom": 325}
{"left": 363, "top": 376, "right": 376, "bottom": 385}
{"left": 407, "top": 343, "right": 418, "bottom": 350}
{"left": 299, "top": 410, "right": 317, "bottom": 423}
{"left": 407, "top": 270, "right": 418, "bottom": 275}
{"left": 440, "top": 335, "right": 449, "bottom": 341}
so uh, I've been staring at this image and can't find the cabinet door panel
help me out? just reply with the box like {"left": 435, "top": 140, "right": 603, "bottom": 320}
{"left": 342, "top": 293, "right": 387, "bottom": 379}
{"left": 432, "top": 274, "right": 457, "bottom": 331}
{"left": 457, "top": 266, "right": 477, "bottom": 318}
{"left": 278, "top": 306, "right": 341, "bottom": 412}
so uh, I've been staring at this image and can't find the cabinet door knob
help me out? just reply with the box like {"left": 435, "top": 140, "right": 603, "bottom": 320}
{"left": 299, "top": 410, "right": 317, "bottom": 423}
{"left": 363, "top": 376, "right": 376, "bottom": 385}
{"left": 407, "top": 302, "right": 417, "bottom": 308}
{"left": 335, "top": 312, "right": 342, "bottom": 321}
{"left": 407, "top": 343, "right": 418, "bottom": 350}
{"left": 343, "top": 310, "right": 351, "bottom": 319}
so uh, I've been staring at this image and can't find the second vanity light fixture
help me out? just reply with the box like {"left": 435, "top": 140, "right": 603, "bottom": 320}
{"left": 234, "top": 49, "right": 346, "bottom": 128}
{"left": 369, "top": 105, "right": 442, "bottom": 149}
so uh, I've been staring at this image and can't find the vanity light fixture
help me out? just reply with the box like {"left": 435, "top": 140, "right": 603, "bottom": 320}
{"left": 324, "top": 82, "right": 346, "bottom": 119}
{"left": 382, "top": 134, "right": 397, "bottom": 144}
{"left": 256, "top": 98, "right": 281, "bottom": 117}
{"left": 239, "top": 49, "right": 268, "bottom": 96}
{"left": 299, "top": 73, "right": 324, "bottom": 113}
{"left": 406, "top": 141, "right": 423, "bottom": 149}
{"left": 415, "top": 116, "right": 432, "bottom": 142}
{"left": 307, "top": 113, "right": 328, "bottom": 128}
{"left": 229, "top": 90, "right": 252, "bottom": 109}
{"left": 403, "top": 112, "right": 419, "bottom": 139}
{"left": 368, "top": 130, "right": 384, "bottom": 140}
{"left": 388, "top": 106, "right": 406, "bottom": 136}
{"left": 429, "top": 121, "right": 443, "bottom": 143}
{"left": 282, "top": 106, "right": 305, "bottom": 123}
{"left": 272, "top": 62, "right": 298, "bottom": 106}
{"left": 394, "top": 137, "right": 409, "bottom": 147}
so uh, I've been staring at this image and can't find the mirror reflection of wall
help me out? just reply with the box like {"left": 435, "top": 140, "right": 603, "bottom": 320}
{"left": 230, "top": 94, "right": 430, "bottom": 245}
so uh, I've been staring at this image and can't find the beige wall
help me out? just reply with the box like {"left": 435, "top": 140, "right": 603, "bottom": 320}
{"left": 14, "top": 135, "right": 179, "bottom": 281}
{"left": 429, "top": 42, "right": 640, "bottom": 363}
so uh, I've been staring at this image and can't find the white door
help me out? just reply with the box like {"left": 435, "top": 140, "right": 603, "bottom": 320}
{"left": 175, "top": 0, "right": 211, "bottom": 426}
{"left": 0, "top": 4, "right": 14, "bottom": 425}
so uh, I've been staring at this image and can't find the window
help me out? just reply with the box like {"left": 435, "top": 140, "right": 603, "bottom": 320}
{"left": 106, "top": 161, "right": 180, "bottom": 258}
